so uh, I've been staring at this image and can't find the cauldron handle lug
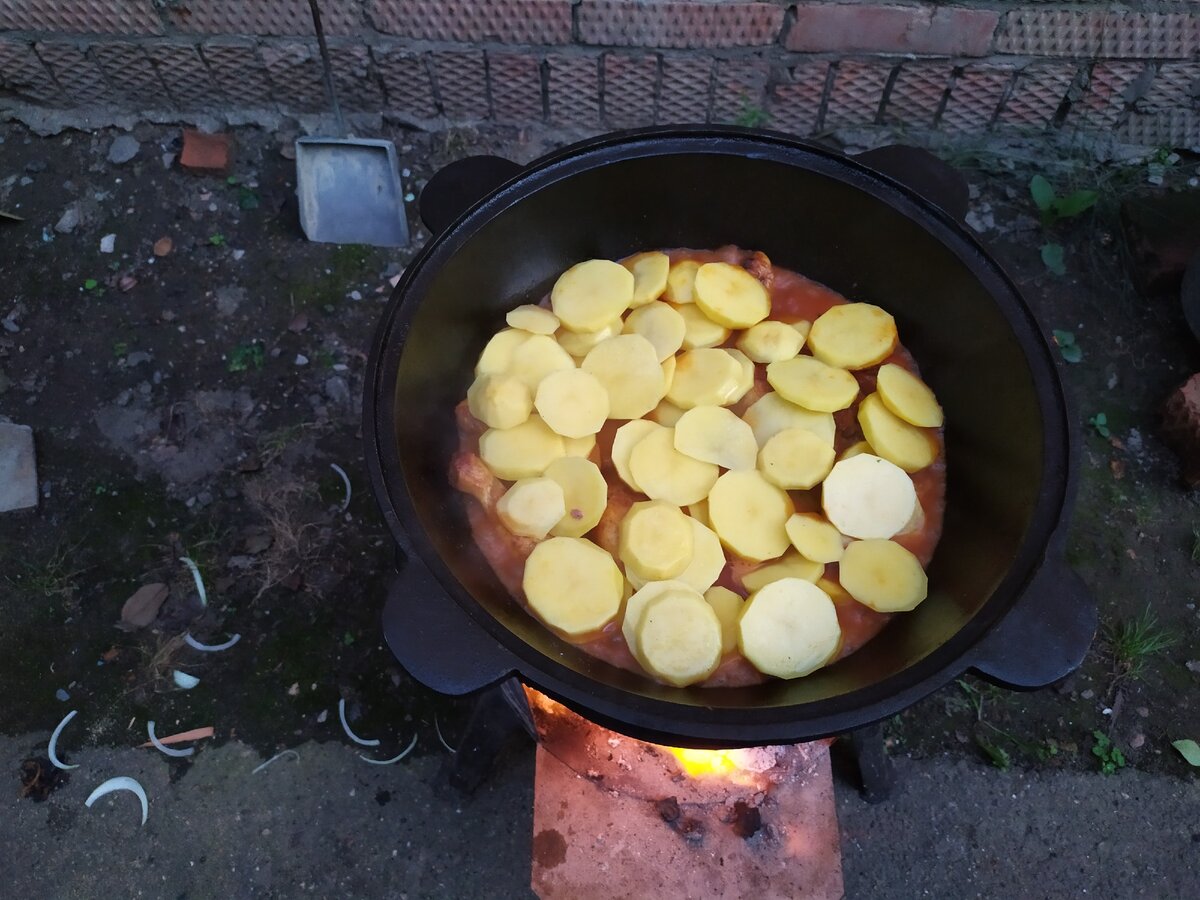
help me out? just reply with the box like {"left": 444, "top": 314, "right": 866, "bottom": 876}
{"left": 418, "top": 155, "right": 524, "bottom": 236}
{"left": 851, "top": 145, "right": 970, "bottom": 225}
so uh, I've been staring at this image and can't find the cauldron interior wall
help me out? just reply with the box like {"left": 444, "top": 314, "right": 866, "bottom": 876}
{"left": 392, "top": 150, "right": 1050, "bottom": 709}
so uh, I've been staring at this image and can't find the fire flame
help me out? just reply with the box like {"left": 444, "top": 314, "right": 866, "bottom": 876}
{"left": 665, "top": 747, "right": 744, "bottom": 780}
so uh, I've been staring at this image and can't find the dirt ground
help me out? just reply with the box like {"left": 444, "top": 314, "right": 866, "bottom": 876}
{"left": 2, "top": 121, "right": 1199, "bottom": 897}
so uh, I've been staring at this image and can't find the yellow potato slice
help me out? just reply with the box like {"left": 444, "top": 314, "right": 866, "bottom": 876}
{"left": 661, "top": 354, "right": 677, "bottom": 393}
{"left": 534, "top": 368, "right": 610, "bottom": 438}
{"left": 664, "top": 259, "right": 700, "bottom": 304}
{"left": 758, "top": 426, "right": 836, "bottom": 490}
{"left": 785, "top": 513, "right": 845, "bottom": 564}
{"left": 478, "top": 415, "right": 566, "bottom": 480}
{"left": 676, "top": 302, "right": 731, "bottom": 350}
{"left": 740, "top": 550, "right": 824, "bottom": 593}
{"left": 629, "top": 426, "right": 720, "bottom": 506}
{"left": 557, "top": 319, "right": 621, "bottom": 358}
{"left": 621, "top": 579, "right": 694, "bottom": 654}
{"left": 623, "top": 251, "right": 671, "bottom": 307}
{"left": 821, "top": 453, "right": 917, "bottom": 539}
{"left": 564, "top": 433, "right": 596, "bottom": 458}
{"left": 523, "top": 537, "right": 624, "bottom": 638}
{"left": 839, "top": 539, "right": 928, "bottom": 612}
{"left": 792, "top": 320, "right": 812, "bottom": 342}
{"left": 704, "top": 586, "right": 743, "bottom": 655}
{"left": 737, "top": 321, "right": 804, "bottom": 363}
{"left": 725, "top": 348, "right": 756, "bottom": 403}
{"left": 506, "top": 333, "right": 576, "bottom": 393}
{"left": 877, "top": 363, "right": 944, "bottom": 428}
{"left": 694, "top": 262, "right": 770, "bottom": 329}
{"left": 466, "top": 373, "right": 533, "bottom": 430}
{"left": 743, "top": 392, "right": 836, "bottom": 447}
{"left": 551, "top": 259, "right": 635, "bottom": 333}
{"left": 857, "top": 393, "right": 938, "bottom": 472}
{"left": 506, "top": 304, "right": 560, "bottom": 335}
{"left": 611, "top": 419, "right": 661, "bottom": 491}
{"left": 650, "top": 399, "right": 685, "bottom": 426}
{"left": 707, "top": 470, "right": 794, "bottom": 563}
{"left": 635, "top": 590, "right": 723, "bottom": 686}
{"left": 667, "top": 349, "right": 743, "bottom": 409}
{"left": 476, "top": 328, "right": 530, "bottom": 377}
{"left": 496, "top": 477, "right": 566, "bottom": 539}
{"left": 581, "top": 334, "right": 666, "bottom": 420}
{"left": 674, "top": 405, "right": 758, "bottom": 470}
{"left": 807, "top": 302, "right": 898, "bottom": 370}
{"left": 839, "top": 440, "right": 873, "bottom": 461}
{"left": 619, "top": 500, "right": 695, "bottom": 581}
{"left": 544, "top": 457, "right": 608, "bottom": 538}
{"left": 635, "top": 517, "right": 725, "bottom": 594}
{"left": 624, "top": 301, "right": 686, "bottom": 361}
{"left": 766, "top": 355, "right": 859, "bottom": 413}
{"left": 816, "top": 577, "right": 854, "bottom": 606}
{"left": 688, "top": 498, "right": 709, "bottom": 528}
{"left": 738, "top": 578, "right": 841, "bottom": 679}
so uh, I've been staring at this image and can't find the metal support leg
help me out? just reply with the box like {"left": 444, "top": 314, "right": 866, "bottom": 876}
{"left": 844, "top": 723, "right": 896, "bottom": 803}
{"left": 444, "top": 678, "right": 534, "bottom": 794}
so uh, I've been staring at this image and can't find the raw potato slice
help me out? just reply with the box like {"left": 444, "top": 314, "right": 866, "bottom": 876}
{"left": 552, "top": 259, "right": 635, "bottom": 333}
{"left": 478, "top": 415, "right": 566, "bottom": 480}
{"left": 688, "top": 498, "right": 709, "bottom": 528}
{"left": 758, "top": 427, "right": 836, "bottom": 489}
{"left": 466, "top": 374, "right": 533, "bottom": 430}
{"left": 622, "top": 580, "right": 694, "bottom": 653}
{"left": 738, "top": 578, "right": 841, "bottom": 679}
{"left": 624, "top": 301, "right": 686, "bottom": 361}
{"left": 792, "top": 320, "right": 812, "bottom": 342}
{"left": 740, "top": 550, "right": 824, "bottom": 593}
{"left": 821, "top": 453, "right": 917, "bottom": 540}
{"left": 629, "top": 426, "right": 720, "bottom": 506}
{"left": 877, "top": 363, "right": 944, "bottom": 428}
{"left": 564, "top": 433, "right": 596, "bottom": 458}
{"left": 694, "top": 262, "right": 770, "bottom": 329}
{"left": 743, "top": 392, "right": 836, "bottom": 447}
{"left": 611, "top": 419, "right": 661, "bottom": 491}
{"left": 670, "top": 517, "right": 726, "bottom": 594}
{"left": 624, "top": 251, "right": 671, "bottom": 307}
{"left": 507, "top": 334, "right": 576, "bottom": 392}
{"left": 534, "top": 369, "right": 610, "bottom": 438}
{"left": 476, "top": 328, "right": 530, "bottom": 376}
{"left": 544, "top": 457, "right": 608, "bottom": 538}
{"left": 725, "top": 348, "right": 756, "bottom": 403}
{"left": 651, "top": 399, "right": 685, "bottom": 426}
{"left": 582, "top": 334, "right": 666, "bottom": 420}
{"left": 817, "top": 577, "right": 853, "bottom": 606}
{"left": 707, "top": 470, "right": 794, "bottom": 563}
{"left": 737, "top": 321, "right": 804, "bottom": 363}
{"left": 661, "top": 355, "right": 677, "bottom": 393}
{"left": 839, "top": 440, "right": 873, "bottom": 461}
{"left": 839, "top": 539, "right": 928, "bottom": 612}
{"left": 523, "top": 537, "right": 624, "bottom": 638}
{"left": 704, "top": 586, "right": 743, "bottom": 654}
{"left": 676, "top": 303, "right": 731, "bottom": 350}
{"left": 557, "top": 319, "right": 621, "bottom": 358}
{"left": 667, "top": 349, "right": 743, "bottom": 408}
{"left": 807, "top": 302, "right": 898, "bottom": 370}
{"left": 664, "top": 259, "right": 700, "bottom": 304}
{"left": 766, "top": 356, "right": 859, "bottom": 413}
{"left": 674, "top": 406, "right": 758, "bottom": 470}
{"left": 619, "top": 500, "right": 695, "bottom": 581}
{"left": 785, "top": 513, "right": 845, "bottom": 564}
{"left": 635, "top": 590, "right": 723, "bottom": 686}
{"left": 506, "top": 304, "right": 559, "bottom": 335}
{"left": 858, "top": 393, "right": 938, "bottom": 472}
{"left": 496, "top": 478, "right": 566, "bottom": 539}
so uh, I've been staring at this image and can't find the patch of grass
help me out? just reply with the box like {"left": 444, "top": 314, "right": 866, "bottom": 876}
{"left": 3, "top": 539, "right": 88, "bottom": 602}
{"left": 1104, "top": 606, "right": 1176, "bottom": 684}
{"left": 1088, "top": 412, "right": 1110, "bottom": 438}
{"left": 1191, "top": 526, "right": 1200, "bottom": 563}
{"left": 227, "top": 341, "right": 265, "bottom": 373}
{"left": 734, "top": 100, "right": 770, "bottom": 129}
{"left": 1091, "top": 730, "right": 1126, "bottom": 775}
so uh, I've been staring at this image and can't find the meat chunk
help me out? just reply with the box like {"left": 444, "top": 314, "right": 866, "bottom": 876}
{"left": 451, "top": 450, "right": 504, "bottom": 509}
{"left": 742, "top": 250, "right": 774, "bottom": 289}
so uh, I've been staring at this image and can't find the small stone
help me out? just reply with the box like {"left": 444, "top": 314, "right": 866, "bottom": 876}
{"left": 349, "top": 290, "right": 362, "bottom": 301}
{"left": 55, "top": 688, "right": 70, "bottom": 702}
{"left": 153, "top": 236, "right": 173, "bottom": 257}
{"left": 323, "top": 375, "right": 351, "bottom": 407}
{"left": 2, "top": 318, "right": 18, "bottom": 334}
{"left": 54, "top": 204, "right": 80, "bottom": 234}
{"left": 295, "top": 354, "right": 309, "bottom": 366}
{"left": 232, "top": 249, "right": 245, "bottom": 261}
{"left": 1130, "top": 733, "right": 1146, "bottom": 749}
{"left": 19, "top": 176, "right": 32, "bottom": 186}
{"left": 1137, "top": 706, "right": 1149, "bottom": 717}
{"left": 287, "top": 682, "right": 300, "bottom": 697}
{"left": 1186, "top": 660, "right": 1200, "bottom": 673}
{"left": 288, "top": 312, "right": 309, "bottom": 333}
{"left": 107, "top": 134, "right": 140, "bottom": 165}
{"left": 99, "top": 233, "right": 116, "bottom": 253}
{"left": 125, "top": 351, "right": 152, "bottom": 367}
{"left": 317, "top": 709, "right": 328, "bottom": 723}
{"left": 1081, "top": 689, "right": 1095, "bottom": 699}
{"left": 116, "top": 388, "right": 133, "bottom": 406}
{"left": 118, "top": 275, "right": 138, "bottom": 292}
{"left": 162, "top": 152, "right": 176, "bottom": 169}
{"left": 214, "top": 285, "right": 246, "bottom": 317}
{"left": 25, "top": 159, "right": 46, "bottom": 173}
{"left": 0, "top": 423, "right": 38, "bottom": 512}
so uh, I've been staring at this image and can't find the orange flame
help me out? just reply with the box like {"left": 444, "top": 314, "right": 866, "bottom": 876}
{"left": 665, "top": 747, "right": 744, "bottom": 780}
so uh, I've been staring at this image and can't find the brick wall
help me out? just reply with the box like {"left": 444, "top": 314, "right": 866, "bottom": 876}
{"left": 1, "top": 1, "right": 1198, "bottom": 148}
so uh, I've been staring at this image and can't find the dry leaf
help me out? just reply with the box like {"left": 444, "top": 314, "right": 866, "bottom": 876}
{"left": 1110, "top": 459, "right": 1125, "bottom": 479}
{"left": 118, "top": 274, "right": 138, "bottom": 292}
{"left": 120, "top": 582, "right": 169, "bottom": 629}
{"left": 288, "top": 312, "right": 309, "bottom": 333}
{"left": 153, "top": 236, "right": 173, "bottom": 257}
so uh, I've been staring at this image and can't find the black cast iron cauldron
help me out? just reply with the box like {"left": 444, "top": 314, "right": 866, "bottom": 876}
{"left": 364, "top": 127, "right": 1096, "bottom": 749}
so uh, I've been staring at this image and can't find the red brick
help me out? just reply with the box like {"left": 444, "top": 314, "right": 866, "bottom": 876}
{"left": 35, "top": 42, "right": 113, "bottom": 106}
{"left": 711, "top": 57, "right": 770, "bottom": 124}
{"left": 603, "top": 53, "right": 657, "bottom": 128}
{"left": 939, "top": 65, "right": 1012, "bottom": 134}
{"left": 786, "top": 4, "right": 998, "bottom": 57}
{"left": 180, "top": 130, "right": 232, "bottom": 174}
{"left": 823, "top": 60, "right": 892, "bottom": 130}
{"left": 883, "top": 62, "right": 951, "bottom": 129}
{"left": 162, "top": 0, "right": 362, "bottom": 36}
{"left": 0, "top": 39, "right": 59, "bottom": 105}
{"left": 579, "top": 1, "right": 785, "bottom": 50}
{"left": 767, "top": 62, "right": 829, "bottom": 135}
{"left": 201, "top": 41, "right": 275, "bottom": 107}
{"left": 996, "top": 64, "right": 1079, "bottom": 129}
{"left": 489, "top": 52, "right": 544, "bottom": 124}
{"left": 368, "top": 0, "right": 572, "bottom": 44}
{"left": 996, "top": 9, "right": 1200, "bottom": 60}
{"left": 546, "top": 54, "right": 601, "bottom": 128}
{"left": 0, "top": 0, "right": 162, "bottom": 34}
{"left": 431, "top": 50, "right": 489, "bottom": 120}
{"left": 1142, "top": 62, "right": 1200, "bottom": 114}
{"left": 659, "top": 55, "right": 710, "bottom": 124}
{"left": 92, "top": 42, "right": 165, "bottom": 107}
{"left": 373, "top": 47, "right": 439, "bottom": 120}
{"left": 261, "top": 42, "right": 326, "bottom": 111}
{"left": 1070, "top": 61, "right": 1148, "bottom": 130}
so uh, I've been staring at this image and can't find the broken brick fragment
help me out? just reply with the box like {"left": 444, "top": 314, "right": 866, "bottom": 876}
{"left": 1161, "top": 373, "right": 1200, "bottom": 488}
{"left": 180, "top": 129, "right": 232, "bottom": 174}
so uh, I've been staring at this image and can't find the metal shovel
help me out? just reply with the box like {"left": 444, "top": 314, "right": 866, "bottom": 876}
{"left": 294, "top": 0, "right": 408, "bottom": 247}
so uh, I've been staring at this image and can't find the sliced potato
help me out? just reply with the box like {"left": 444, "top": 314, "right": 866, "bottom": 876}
{"left": 557, "top": 319, "right": 621, "bottom": 358}
{"left": 738, "top": 578, "right": 841, "bottom": 679}
{"left": 534, "top": 368, "right": 610, "bottom": 438}
{"left": 807, "top": 302, "right": 897, "bottom": 370}
{"left": 737, "top": 321, "right": 804, "bottom": 363}
{"left": 624, "top": 301, "right": 686, "bottom": 361}
{"left": 476, "top": 328, "right": 530, "bottom": 377}
{"left": 619, "top": 500, "right": 694, "bottom": 581}
{"left": 624, "top": 251, "right": 671, "bottom": 308}
{"left": 611, "top": 419, "right": 661, "bottom": 491}
{"left": 857, "top": 393, "right": 938, "bottom": 472}
{"left": 758, "top": 426, "right": 836, "bottom": 490}
{"left": 688, "top": 498, "right": 709, "bottom": 528}
{"left": 674, "top": 517, "right": 727, "bottom": 593}
{"left": 839, "top": 539, "right": 928, "bottom": 612}
{"left": 877, "top": 363, "right": 943, "bottom": 428}
{"left": 496, "top": 477, "right": 566, "bottom": 539}
{"left": 506, "top": 333, "right": 576, "bottom": 392}
{"left": 478, "top": 415, "right": 566, "bottom": 480}
{"left": 544, "top": 457, "right": 608, "bottom": 538}
{"left": 725, "top": 348, "right": 756, "bottom": 403}
{"left": 650, "top": 399, "right": 685, "bottom": 426}
{"left": 740, "top": 550, "right": 824, "bottom": 593}
{"left": 523, "top": 537, "right": 624, "bottom": 638}
{"left": 694, "top": 262, "right": 770, "bottom": 329}
{"left": 704, "top": 586, "right": 743, "bottom": 655}
{"left": 506, "top": 304, "right": 559, "bottom": 335}
{"left": 674, "top": 405, "right": 758, "bottom": 470}
{"left": 628, "top": 426, "right": 720, "bottom": 506}
{"left": 667, "top": 349, "right": 742, "bottom": 409}
{"left": 564, "top": 433, "right": 596, "bottom": 458}
{"left": 743, "top": 392, "right": 836, "bottom": 448}
{"left": 839, "top": 440, "right": 873, "bottom": 461}
{"left": 551, "top": 259, "right": 635, "bottom": 333}
{"left": 766, "top": 355, "right": 859, "bottom": 413}
{"left": 707, "top": 470, "right": 794, "bottom": 563}
{"left": 661, "top": 354, "right": 677, "bottom": 393}
{"left": 821, "top": 453, "right": 917, "bottom": 540}
{"left": 581, "top": 334, "right": 666, "bottom": 420}
{"left": 676, "top": 302, "right": 731, "bottom": 350}
{"left": 636, "top": 590, "right": 723, "bottom": 686}
{"left": 792, "top": 320, "right": 812, "bottom": 342}
{"left": 622, "top": 579, "right": 694, "bottom": 654}
{"left": 664, "top": 259, "right": 700, "bottom": 304}
{"left": 785, "top": 513, "right": 845, "bottom": 564}
{"left": 816, "top": 576, "right": 854, "bottom": 606}
{"left": 466, "top": 373, "right": 533, "bottom": 430}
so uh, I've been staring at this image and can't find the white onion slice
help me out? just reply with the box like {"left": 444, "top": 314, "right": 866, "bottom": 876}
{"left": 359, "top": 734, "right": 418, "bottom": 765}
{"left": 330, "top": 463, "right": 351, "bottom": 512}
{"left": 147, "top": 720, "right": 195, "bottom": 757}
{"left": 183, "top": 632, "right": 241, "bottom": 652}
{"left": 172, "top": 670, "right": 200, "bottom": 689}
{"left": 252, "top": 749, "right": 299, "bottom": 774}
{"left": 337, "top": 697, "right": 380, "bottom": 747}
{"left": 179, "top": 556, "right": 207, "bottom": 607}
{"left": 48, "top": 709, "right": 80, "bottom": 770}
{"left": 85, "top": 776, "right": 148, "bottom": 826}
{"left": 434, "top": 713, "right": 457, "bottom": 754}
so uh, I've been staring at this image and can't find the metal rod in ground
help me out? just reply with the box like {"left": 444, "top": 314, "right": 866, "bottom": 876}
{"left": 307, "top": 0, "right": 346, "bottom": 138}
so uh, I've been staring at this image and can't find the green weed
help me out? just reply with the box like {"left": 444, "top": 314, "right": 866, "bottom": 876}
{"left": 1104, "top": 606, "right": 1176, "bottom": 683}
{"left": 1091, "top": 730, "right": 1126, "bottom": 775}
